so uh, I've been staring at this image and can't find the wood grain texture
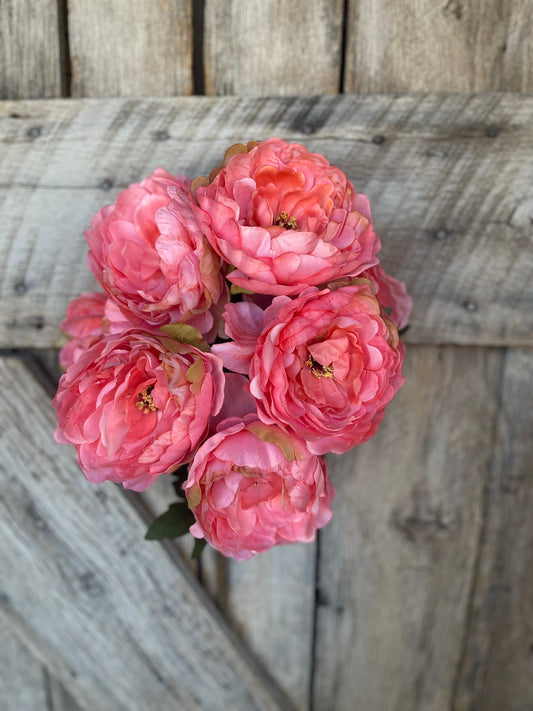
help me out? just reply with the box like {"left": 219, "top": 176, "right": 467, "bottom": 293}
{"left": 0, "top": 0, "right": 62, "bottom": 99}
{"left": 203, "top": 0, "right": 344, "bottom": 95}
{"left": 345, "top": 0, "right": 533, "bottom": 93}
{"left": 0, "top": 626, "right": 49, "bottom": 711}
{"left": 47, "top": 677, "right": 84, "bottom": 711}
{"left": 0, "top": 94, "right": 532, "bottom": 348}
{"left": 0, "top": 357, "right": 292, "bottom": 711}
{"left": 68, "top": 0, "right": 193, "bottom": 97}
{"left": 312, "top": 345, "right": 503, "bottom": 711}
{"left": 223, "top": 544, "right": 317, "bottom": 711}
{"left": 453, "top": 348, "right": 533, "bottom": 711}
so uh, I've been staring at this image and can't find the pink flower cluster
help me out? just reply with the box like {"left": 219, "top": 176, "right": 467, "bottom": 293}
{"left": 53, "top": 138, "right": 411, "bottom": 560}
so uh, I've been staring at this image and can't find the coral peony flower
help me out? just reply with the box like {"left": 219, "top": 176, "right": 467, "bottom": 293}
{"left": 59, "top": 292, "right": 139, "bottom": 369}
{"left": 86, "top": 169, "right": 225, "bottom": 333}
{"left": 195, "top": 138, "right": 381, "bottom": 295}
{"left": 53, "top": 331, "right": 225, "bottom": 491}
{"left": 215, "top": 282, "right": 404, "bottom": 455}
{"left": 184, "top": 416, "right": 334, "bottom": 559}
{"left": 361, "top": 264, "right": 412, "bottom": 330}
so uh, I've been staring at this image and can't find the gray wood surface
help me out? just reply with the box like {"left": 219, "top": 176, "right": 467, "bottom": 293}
{"left": 0, "top": 626, "right": 50, "bottom": 711}
{"left": 1, "top": 94, "right": 532, "bottom": 349}
{"left": 312, "top": 345, "right": 504, "bottom": 711}
{"left": 345, "top": 0, "right": 533, "bottom": 93}
{"left": 454, "top": 348, "right": 533, "bottom": 711}
{"left": 0, "top": 356, "right": 292, "bottom": 711}
{"left": 1, "top": 2, "right": 531, "bottom": 708}
{"left": 0, "top": 0, "right": 62, "bottom": 99}
{"left": 224, "top": 544, "right": 317, "bottom": 711}
{"left": 68, "top": 0, "right": 193, "bottom": 97}
{"left": 203, "top": 0, "right": 344, "bottom": 95}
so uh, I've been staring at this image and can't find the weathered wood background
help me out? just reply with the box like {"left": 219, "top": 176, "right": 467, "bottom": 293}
{"left": 0, "top": 2, "right": 531, "bottom": 711}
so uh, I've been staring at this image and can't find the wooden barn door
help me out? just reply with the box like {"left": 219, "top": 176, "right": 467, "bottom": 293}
{"left": 1, "top": 3, "right": 532, "bottom": 710}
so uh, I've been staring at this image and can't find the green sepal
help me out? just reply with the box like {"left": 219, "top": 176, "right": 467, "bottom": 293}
{"left": 229, "top": 283, "right": 254, "bottom": 296}
{"left": 247, "top": 421, "right": 298, "bottom": 461}
{"left": 159, "top": 323, "right": 210, "bottom": 352}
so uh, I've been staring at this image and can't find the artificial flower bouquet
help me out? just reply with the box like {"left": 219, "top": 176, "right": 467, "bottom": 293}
{"left": 53, "top": 138, "right": 411, "bottom": 560}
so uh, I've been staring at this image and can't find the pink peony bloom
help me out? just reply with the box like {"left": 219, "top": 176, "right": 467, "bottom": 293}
{"left": 86, "top": 169, "right": 225, "bottom": 333}
{"left": 59, "top": 292, "right": 139, "bottom": 369}
{"left": 184, "top": 416, "right": 334, "bottom": 559}
{"left": 362, "top": 264, "right": 412, "bottom": 330}
{"left": 223, "top": 282, "right": 405, "bottom": 455}
{"left": 53, "top": 331, "right": 225, "bottom": 491}
{"left": 195, "top": 138, "right": 381, "bottom": 295}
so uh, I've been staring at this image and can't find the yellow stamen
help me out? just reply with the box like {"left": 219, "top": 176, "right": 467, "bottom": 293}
{"left": 305, "top": 355, "right": 334, "bottom": 378}
{"left": 275, "top": 211, "right": 298, "bottom": 230}
{"left": 136, "top": 385, "right": 156, "bottom": 414}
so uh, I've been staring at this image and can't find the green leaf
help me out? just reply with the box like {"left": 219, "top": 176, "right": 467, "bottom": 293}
{"left": 191, "top": 538, "right": 207, "bottom": 560}
{"left": 144, "top": 502, "right": 195, "bottom": 540}
{"left": 383, "top": 306, "right": 393, "bottom": 316}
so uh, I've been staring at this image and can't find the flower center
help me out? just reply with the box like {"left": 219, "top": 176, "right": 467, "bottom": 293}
{"left": 305, "top": 355, "right": 334, "bottom": 378}
{"left": 136, "top": 385, "right": 156, "bottom": 414}
{"left": 274, "top": 211, "right": 298, "bottom": 230}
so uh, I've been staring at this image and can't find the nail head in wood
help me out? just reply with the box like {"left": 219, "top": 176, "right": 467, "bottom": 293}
{"left": 464, "top": 300, "right": 478, "bottom": 312}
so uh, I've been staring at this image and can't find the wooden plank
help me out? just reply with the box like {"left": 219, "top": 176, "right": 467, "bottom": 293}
{"left": 345, "top": 0, "right": 533, "bottom": 93}
{"left": 453, "top": 348, "right": 533, "bottom": 711}
{"left": 0, "top": 0, "right": 62, "bottom": 99}
{"left": 0, "top": 357, "right": 292, "bottom": 711}
{"left": 47, "top": 677, "right": 84, "bottom": 711}
{"left": 223, "top": 545, "right": 317, "bottom": 711}
{"left": 0, "top": 625, "right": 50, "bottom": 711}
{"left": 68, "top": 0, "right": 193, "bottom": 96}
{"left": 203, "top": 0, "right": 344, "bottom": 95}
{"left": 0, "top": 94, "right": 532, "bottom": 348}
{"left": 312, "top": 345, "right": 503, "bottom": 710}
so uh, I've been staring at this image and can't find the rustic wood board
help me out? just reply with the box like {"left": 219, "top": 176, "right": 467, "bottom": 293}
{"left": 345, "top": 0, "right": 533, "bottom": 93}
{"left": 312, "top": 345, "right": 504, "bottom": 710}
{"left": 0, "top": 625, "right": 50, "bottom": 711}
{"left": 223, "top": 543, "right": 317, "bottom": 711}
{"left": 203, "top": 0, "right": 344, "bottom": 95}
{"left": 0, "top": 625, "right": 83, "bottom": 711}
{"left": 0, "top": 0, "right": 62, "bottom": 99}
{"left": 454, "top": 348, "right": 533, "bottom": 711}
{"left": 1, "top": 94, "right": 532, "bottom": 348}
{"left": 68, "top": 0, "right": 193, "bottom": 97}
{"left": 0, "top": 357, "right": 292, "bottom": 711}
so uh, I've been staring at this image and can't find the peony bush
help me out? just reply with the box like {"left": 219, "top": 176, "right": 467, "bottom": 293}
{"left": 54, "top": 138, "right": 411, "bottom": 560}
